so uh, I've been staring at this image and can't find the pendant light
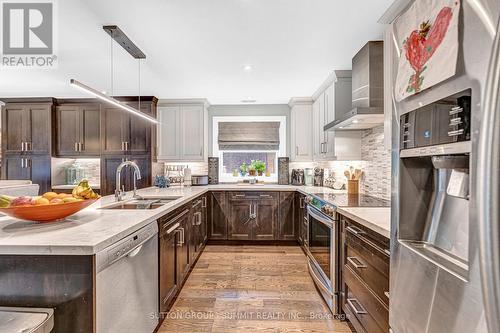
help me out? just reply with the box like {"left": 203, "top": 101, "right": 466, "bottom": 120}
{"left": 70, "top": 26, "right": 157, "bottom": 124}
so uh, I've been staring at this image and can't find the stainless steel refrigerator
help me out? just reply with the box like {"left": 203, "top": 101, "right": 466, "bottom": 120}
{"left": 387, "top": 1, "right": 500, "bottom": 332}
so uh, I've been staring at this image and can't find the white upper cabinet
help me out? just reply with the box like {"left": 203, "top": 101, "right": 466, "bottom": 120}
{"left": 157, "top": 100, "right": 209, "bottom": 162}
{"left": 312, "top": 71, "right": 362, "bottom": 161}
{"left": 289, "top": 98, "right": 313, "bottom": 162}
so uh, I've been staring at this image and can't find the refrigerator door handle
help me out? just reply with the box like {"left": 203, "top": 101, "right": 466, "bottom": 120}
{"left": 478, "top": 17, "right": 500, "bottom": 333}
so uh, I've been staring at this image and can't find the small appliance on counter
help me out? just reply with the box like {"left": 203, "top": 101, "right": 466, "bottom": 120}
{"left": 314, "top": 168, "right": 324, "bottom": 187}
{"left": 291, "top": 169, "right": 304, "bottom": 185}
{"left": 191, "top": 175, "right": 208, "bottom": 186}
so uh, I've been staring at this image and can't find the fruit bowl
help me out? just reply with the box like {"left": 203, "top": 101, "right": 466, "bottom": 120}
{"left": 0, "top": 199, "right": 97, "bottom": 222}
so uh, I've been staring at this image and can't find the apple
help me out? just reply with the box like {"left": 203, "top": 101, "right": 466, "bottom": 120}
{"left": 10, "top": 196, "right": 34, "bottom": 207}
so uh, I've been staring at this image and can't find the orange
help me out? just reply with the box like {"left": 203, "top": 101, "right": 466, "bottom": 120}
{"left": 35, "top": 197, "right": 50, "bottom": 205}
{"left": 42, "top": 192, "right": 58, "bottom": 200}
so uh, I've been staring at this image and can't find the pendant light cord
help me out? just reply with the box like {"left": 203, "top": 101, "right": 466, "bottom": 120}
{"left": 110, "top": 32, "right": 114, "bottom": 97}
{"left": 138, "top": 59, "right": 141, "bottom": 111}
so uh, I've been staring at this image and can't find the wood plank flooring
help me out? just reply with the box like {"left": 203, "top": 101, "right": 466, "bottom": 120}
{"left": 158, "top": 245, "right": 352, "bottom": 333}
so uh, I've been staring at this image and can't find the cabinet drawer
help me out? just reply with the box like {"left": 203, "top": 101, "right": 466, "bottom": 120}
{"left": 344, "top": 265, "right": 389, "bottom": 333}
{"left": 345, "top": 227, "right": 389, "bottom": 305}
{"left": 227, "top": 191, "right": 278, "bottom": 201}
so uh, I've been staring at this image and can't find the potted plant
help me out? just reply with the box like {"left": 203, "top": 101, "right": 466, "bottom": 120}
{"left": 252, "top": 160, "right": 266, "bottom": 177}
{"left": 247, "top": 160, "right": 257, "bottom": 176}
{"left": 239, "top": 163, "right": 248, "bottom": 176}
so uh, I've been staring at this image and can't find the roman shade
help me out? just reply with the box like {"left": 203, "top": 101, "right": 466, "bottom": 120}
{"left": 218, "top": 122, "right": 280, "bottom": 150}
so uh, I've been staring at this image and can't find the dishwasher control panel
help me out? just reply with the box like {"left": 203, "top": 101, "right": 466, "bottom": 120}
{"left": 96, "top": 222, "right": 158, "bottom": 273}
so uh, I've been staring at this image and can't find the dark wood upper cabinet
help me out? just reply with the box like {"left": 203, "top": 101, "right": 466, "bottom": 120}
{"left": 208, "top": 192, "right": 227, "bottom": 240}
{"left": 2, "top": 102, "right": 52, "bottom": 155}
{"left": 278, "top": 191, "right": 296, "bottom": 240}
{"left": 101, "top": 99, "right": 156, "bottom": 156}
{"left": 102, "top": 106, "right": 128, "bottom": 155}
{"left": 55, "top": 103, "right": 100, "bottom": 157}
{"left": 80, "top": 105, "right": 101, "bottom": 156}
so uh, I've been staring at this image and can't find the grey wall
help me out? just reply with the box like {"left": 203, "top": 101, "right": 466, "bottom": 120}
{"left": 208, "top": 104, "right": 291, "bottom": 156}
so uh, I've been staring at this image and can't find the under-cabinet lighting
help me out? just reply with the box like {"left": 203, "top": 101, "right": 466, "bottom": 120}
{"left": 70, "top": 79, "right": 158, "bottom": 124}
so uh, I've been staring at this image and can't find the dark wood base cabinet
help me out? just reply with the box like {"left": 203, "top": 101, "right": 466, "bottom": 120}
{"left": 340, "top": 215, "right": 390, "bottom": 333}
{"left": 158, "top": 194, "right": 208, "bottom": 318}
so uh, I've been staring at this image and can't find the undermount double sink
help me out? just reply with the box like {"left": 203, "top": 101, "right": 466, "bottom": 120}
{"left": 100, "top": 197, "right": 181, "bottom": 210}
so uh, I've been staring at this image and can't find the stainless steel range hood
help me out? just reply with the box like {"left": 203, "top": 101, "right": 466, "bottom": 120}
{"left": 325, "top": 41, "right": 384, "bottom": 131}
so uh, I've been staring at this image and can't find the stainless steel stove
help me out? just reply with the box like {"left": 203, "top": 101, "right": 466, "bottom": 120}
{"left": 304, "top": 193, "right": 389, "bottom": 315}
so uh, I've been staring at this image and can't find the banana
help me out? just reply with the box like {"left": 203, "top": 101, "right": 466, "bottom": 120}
{"left": 72, "top": 179, "right": 100, "bottom": 200}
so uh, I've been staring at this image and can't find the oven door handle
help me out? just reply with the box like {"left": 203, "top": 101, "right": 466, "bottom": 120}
{"left": 307, "top": 259, "right": 333, "bottom": 296}
{"left": 307, "top": 206, "right": 334, "bottom": 228}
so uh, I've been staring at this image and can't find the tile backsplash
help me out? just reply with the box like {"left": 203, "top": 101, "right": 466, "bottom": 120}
{"left": 51, "top": 158, "right": 101, "bottom": 186}
{"left": 290, "top": 125, "right": 391, "bottom": 201}
{"left": 359, "top": 125, "right": 391, "bottom": 200}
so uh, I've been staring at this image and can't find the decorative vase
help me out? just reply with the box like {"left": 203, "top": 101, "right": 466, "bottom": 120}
{"left": 258, "top": 171, "right": 263, "bottom": 176}
{"left": 249, "top": 170, "right": 256, "bottom": 176}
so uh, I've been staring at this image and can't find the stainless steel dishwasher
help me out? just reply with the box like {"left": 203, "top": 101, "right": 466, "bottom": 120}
{"left": 95, "top": 222, "right": 159, "bottom": 333}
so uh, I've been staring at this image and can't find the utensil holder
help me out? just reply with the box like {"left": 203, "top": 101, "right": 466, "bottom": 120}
{"left": 347, "top": 180, "right": 359, "bottom": 195}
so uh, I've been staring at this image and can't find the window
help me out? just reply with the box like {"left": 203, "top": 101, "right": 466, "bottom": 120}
{"left": 213, "top": 116, "right": 286, "bottom": 182}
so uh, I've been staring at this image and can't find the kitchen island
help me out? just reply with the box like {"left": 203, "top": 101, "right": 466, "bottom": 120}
{"left": 0, "top": 184, "right": 390, "bottom": 332}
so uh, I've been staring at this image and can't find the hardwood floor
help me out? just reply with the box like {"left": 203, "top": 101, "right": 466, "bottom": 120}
{"left": 158, "top": 245, "right": 352, "bottom": 333}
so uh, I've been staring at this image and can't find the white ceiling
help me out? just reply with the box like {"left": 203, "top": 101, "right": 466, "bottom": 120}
{"left": 0, "top": 0, "right": 392, "bottom": 104}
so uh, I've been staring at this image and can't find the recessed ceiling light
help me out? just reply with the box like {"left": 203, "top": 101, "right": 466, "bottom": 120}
{"left": 241, "top": 97, "right": 256, "bottom": 103}
{"left": 352, "top": 119, "right": 359, "bottom": 124}
{"left": 339, "top": 126, "right": 344, "bottom": 129}
{"left": 243, "top": 64, "right": 253, "bottom": 72}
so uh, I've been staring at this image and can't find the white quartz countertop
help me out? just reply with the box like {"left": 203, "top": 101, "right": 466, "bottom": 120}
{"left": 51, "top": 184, "right": 100, "bottom": 190}
{"left": 0, "top": 184, "right": 387, "bottom": 255}
{"left": 337, "top": 207, "right": 391, "bottom": 238}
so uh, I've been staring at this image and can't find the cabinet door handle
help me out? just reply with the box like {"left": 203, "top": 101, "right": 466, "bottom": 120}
{"left": 234, "top": 194, "right": 245, "bottom": 198}
{"left": 21, "top": 142, "right": 25, "bottom": 151}
{"left": 384, "top": 291, "right": 390, "bottom": 299}
{"left": 346, "top": 226, "right": 366, "bottom": 236}
{"left": 126, "top": 142, "right": 129, "bottom": 150}
{"left": 259, "top": 194, "right": 271, "bottom": 198}
{"left": 178, "top": 227, "right": 185, "bottom": 245}
{"left": 295, "top": 146, "right": 299, "bottom": 156}
{"left": 75, "top": 142, "right": 79, "bottom": 152}
{"left": 164, "top": 222, "right": 180, "bottom": 234}
{"left": 21, "top": 158, "right": 24, "bottom": 168}
{"left": 80, "top": 142, "right": 84, "bottom": 151}
{"left": 347, "top": 256, "right": 367, "bottom": 269}
{"left": 347, "top": 298, "right": 367, "bottom": 315}
{"left": 202, "top": 196, "right": 207, "bottom": 208}
{"left": 300, "top": 197, "right": 305, "bottom": 208}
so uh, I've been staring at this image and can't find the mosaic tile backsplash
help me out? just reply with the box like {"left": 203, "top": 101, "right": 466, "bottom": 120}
{"left": 359, "top": 125, "right": 391, "bottom": 200}
{"left": 290, "top": 125, "right": 391, "bottom": 201}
